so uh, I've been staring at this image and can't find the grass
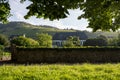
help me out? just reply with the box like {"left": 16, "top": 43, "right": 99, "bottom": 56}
{"left": 0, "top": 63, "right": 120, "bottom": 80}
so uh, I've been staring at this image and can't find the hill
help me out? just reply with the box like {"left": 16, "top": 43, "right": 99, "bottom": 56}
{"left": 84, "top": 31, "right": 119, "bottom": 39}
{"left": 0, "top": 21, "right": 119, "bottom": 39}
{"left": 0, "top": 22, "right": 76, "bottom": 38}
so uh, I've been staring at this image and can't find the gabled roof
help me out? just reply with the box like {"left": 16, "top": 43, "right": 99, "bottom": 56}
{"left": 53, "top": 32, "right": 88, "bottom": 40}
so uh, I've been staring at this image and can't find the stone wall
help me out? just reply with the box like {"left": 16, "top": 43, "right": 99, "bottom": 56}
{"left": 11, "top": 47, "right": 120, "bottom": 63}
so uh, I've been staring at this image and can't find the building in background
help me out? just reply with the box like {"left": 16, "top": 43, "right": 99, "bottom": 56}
{"left": 52, "top": 32, "right": 88, "bottom": 47}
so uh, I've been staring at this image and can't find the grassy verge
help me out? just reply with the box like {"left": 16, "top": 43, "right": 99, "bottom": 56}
{"left": 0, "top": 64, "right": 120, "bottom": 80}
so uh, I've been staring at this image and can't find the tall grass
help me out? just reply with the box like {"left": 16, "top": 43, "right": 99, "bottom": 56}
{"left": 0, "top": 64, "right": 120, "bottom": 80}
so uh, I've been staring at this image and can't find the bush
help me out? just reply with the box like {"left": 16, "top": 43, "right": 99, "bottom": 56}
{"left": 0, "top": 34, "right": 9, "bottom": 46}
{"left": 63, "top": 36, "right": 80, "bottom": 48}
{"left": 11, "top": 36, "right": 39, "bottom": 47}
{"left": 37, "top": 33, "right": 52, "bottom": 48}
{"left": 108, "top": 38, "right": 118, "bottom": 46}
{"left": 63, "top": 41, "right": 75, "bottom": 48}
{"left": 84, "top": 38, "right": 108, "bottom": 46}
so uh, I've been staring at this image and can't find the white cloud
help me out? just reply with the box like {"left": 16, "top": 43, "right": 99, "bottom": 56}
{"left": 8, "top": 0, "right": 91, "bottom": 31}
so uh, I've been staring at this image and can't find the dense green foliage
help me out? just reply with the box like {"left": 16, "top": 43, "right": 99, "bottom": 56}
{"left": 1, "top": 1, "right": 120, "bottom": 31}
{"left": 11, "top": 36, "right": 39, "bottom": 47}
{"left": 20, "top": 0, "right": 81, "bottom": 20}
{"left": 1, "top": 22, "right": 120, "bottom": 47}
{"left": 84, "top": 38, "right": 108, "bottom": 46}
{"left": 78, "top": 0, "right": 117, "bottom": 31}
{"left": 97, "top": 35, "right": 108, "bottom": 42}
{"left": 63, "top": 36, "right": 80, "bottom": 48}
{"left": 0, "top": 34, "right": 9, "bottom": 46}
{"left": 37, "top": 33, "right": 52, "bottom": 48}
{"left": 0, "top": 64, "right": 120, "bottom": 80}
{"left": 63, "top": 36, "right": 74, "bottom": 48}
{"left": 0, "top": 22, "right": 119, "bottom": 40}
{"left": 0, "top": 0, "right": 10, "bottom": 23}
{"left": 73, "top": 36, "right": 80, "bottom": 46}
{"left": 108, "top": 38, "right": 118, "bottom": 46}
{"left": 108, "top": 34, "right": 120, "bottom": 46}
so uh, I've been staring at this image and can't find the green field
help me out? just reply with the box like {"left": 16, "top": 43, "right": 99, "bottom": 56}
{"left": 0, "top": 64, "right": 120, "bottom": 80}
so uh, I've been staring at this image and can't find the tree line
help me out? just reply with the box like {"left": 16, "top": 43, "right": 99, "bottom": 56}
{"left": 1, "top": 33, "right": 120, "bottom": 48}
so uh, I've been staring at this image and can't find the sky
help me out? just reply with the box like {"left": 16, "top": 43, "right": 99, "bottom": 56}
{"left": 8, "top": 0, "right": 92, "bottom": 31}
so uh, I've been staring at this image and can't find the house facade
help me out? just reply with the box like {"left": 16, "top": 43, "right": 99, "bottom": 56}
{"left": 52, "top": 32, "right": 88, "bottom": 47}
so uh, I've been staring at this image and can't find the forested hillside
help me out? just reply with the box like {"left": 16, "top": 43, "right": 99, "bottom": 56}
{"left": 0, "top": 22, "right": 75, "bottom": 38}
{"left": 0, "top": 22, "right": 119, "bottom": 39}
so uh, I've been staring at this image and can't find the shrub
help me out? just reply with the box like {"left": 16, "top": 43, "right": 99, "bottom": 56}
{"left": 37, "top": 33, "right": 52, "bottom": 48}
{"left": 63, "top": 36, "right": 80, "bottom": 48}
{"left": 11, "top": 36, "right": 39, "bottom": 47}
{"left": 84, "top": 38, "right": 107, "bottom": 46}
{"left": 108, "top": 38, "right": 118, "bottom": 46}
{"left": 63, "top": 41, "right": 75, "bottom": 48}
{"left": 0, "top": 34, "right": 9, "bottom": 46}
{"left": 108, "top": 34, "right": 120, "bottom": 46}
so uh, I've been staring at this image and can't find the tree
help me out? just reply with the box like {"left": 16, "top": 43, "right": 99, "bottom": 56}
{"left": 11, "top": 36, "right": 39, "bottom": 47}
{"left": 0, "top": 0, "right": 10, "bottom": 23}
{"left": 0, "top": 34, "right": 9, "bottom": 46}
{"left": 97, "top": 35, "right": 108, "bottom": 44}
{"left": 63, "top": 36, "right": 74, "bottom": 48}
{"left": 1, "top": 0, "right": 120, "bottom": 31}
{"left": 63, "top": 36, "right": 80, "bottom": 48}
{"left": 108, "top": 34, "right": 120, "bottom": 46}
{"left": 37, "top": 33, "right": 52, "bottom": 48}
{"left": 84, "top": 38, "right": 107, "bottom": 46}
{"left": 73, "top": 36, "right": 80, "bottom": 46}
{"left": 108, "top": 38, "right": 118, "bottom": 46}
{"left": 78, "top": 0, "right": 120, "bottom": 32}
